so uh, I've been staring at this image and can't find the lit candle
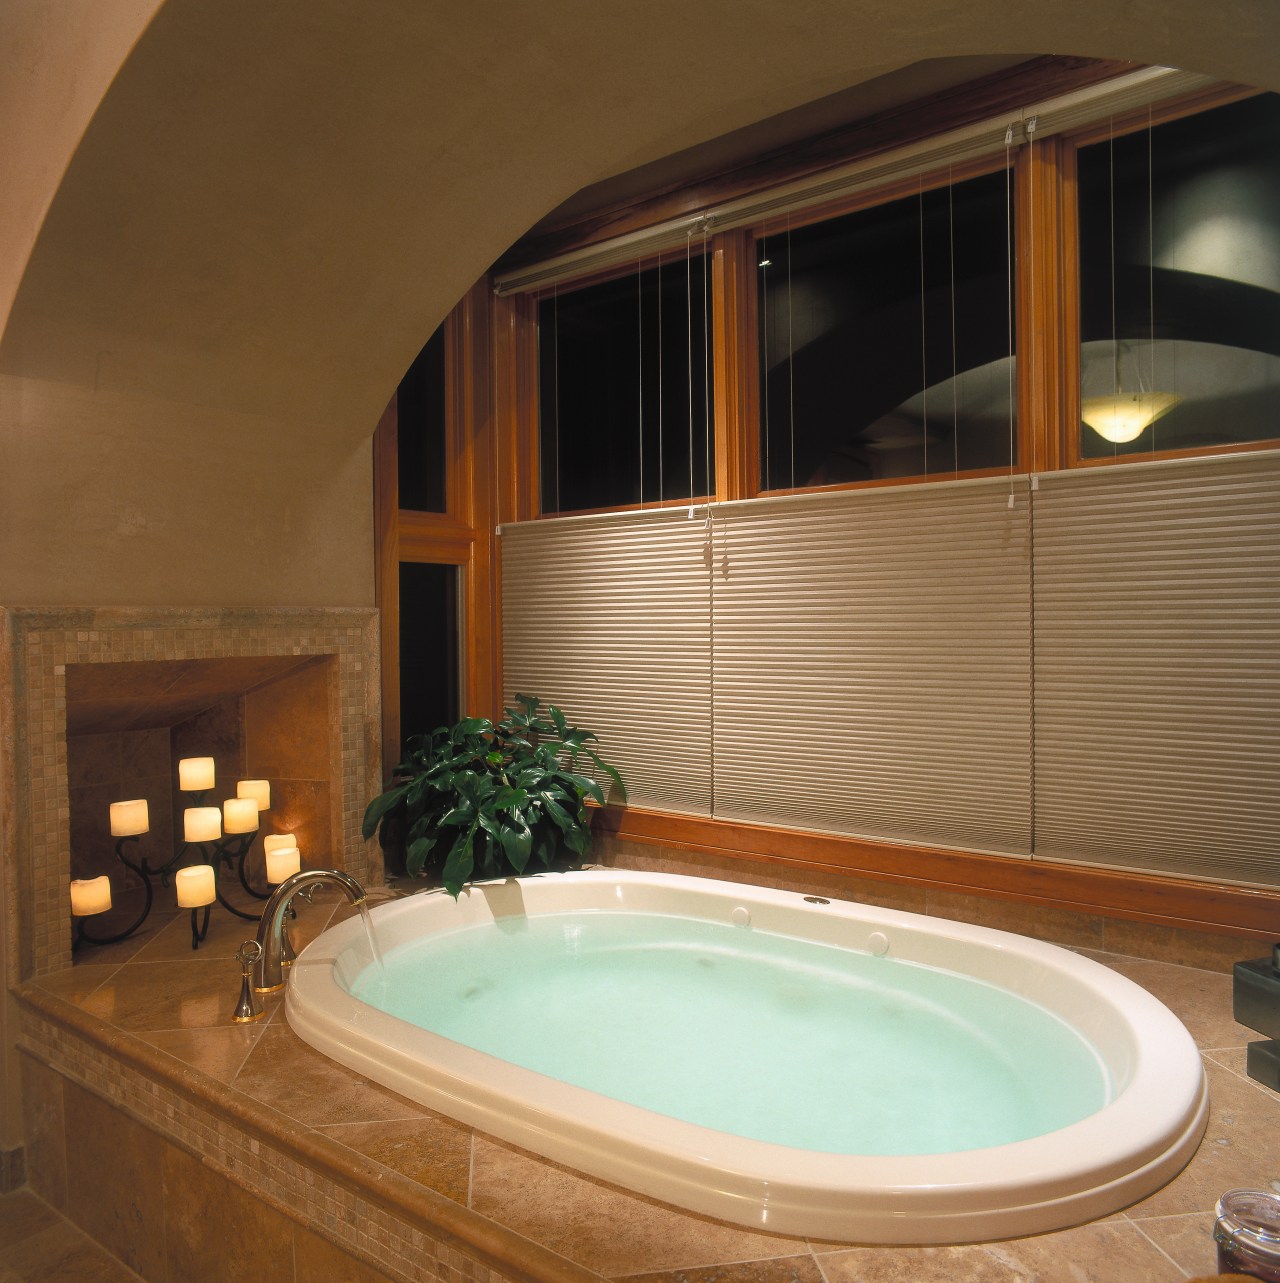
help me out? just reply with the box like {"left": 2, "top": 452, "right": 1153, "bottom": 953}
{"left": 237, "top": 779, "right": 271, "bottom": 812}
{"left": 70, "top": 876, "right": 112, "bottom": 916}
{"left": 262, "top": 833, "right": 295, "bottom": 856}
{"left": 265, "top": 845, "right": 302, "bottom": 884}
{"left": 175, "top": 865, "right": 217, "bottom": 908}
{"left": 222, "top": 796, "right": 260, "bottom": 835}
{"left": 109, "top": 798, "right": 150, "bottom": 837}
{"left": 184, "top": 806, "right": 222, "bottom": 843}
{"left": 179, "top": 757, "right": 216, "bottom": 791}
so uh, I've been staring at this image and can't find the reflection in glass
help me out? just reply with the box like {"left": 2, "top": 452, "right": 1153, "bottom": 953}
{"left": 398, "top": 562, "right": 459, "bottom": 747}
{"left": 397, "top": 325, "right": 448, "bottom": 512}
{"left": 538, "top": 255, "right": 714, "bottom": 514}
{"left": 1077, "top": 94, "right": 1280, "bottom": 459}
{"left": 758, "top": 168, "right": 1017, "bottom": 490}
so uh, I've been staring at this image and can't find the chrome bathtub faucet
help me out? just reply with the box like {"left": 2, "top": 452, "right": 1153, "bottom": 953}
{"left": 252, "top": 868, "right": 366, "bottom": 994}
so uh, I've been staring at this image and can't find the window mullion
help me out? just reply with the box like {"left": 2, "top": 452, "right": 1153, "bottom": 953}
{"left": 1015, "top": 136, "right": 1072, "bottom": 477}
{"left": 711, "top": 228, "right": 756, "bottom": 501}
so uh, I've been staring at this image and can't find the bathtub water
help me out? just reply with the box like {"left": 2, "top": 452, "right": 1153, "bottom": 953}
{"left": 287, "top": 869, "right": 1208, "bottom": 1242}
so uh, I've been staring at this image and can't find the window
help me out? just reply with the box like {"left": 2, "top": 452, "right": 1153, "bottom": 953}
{"left": 398, "top": 562, "right": 459, "bottom": 743}
{"left": 396, "top": 324, "right": 448, "bottom": 512}
{"left": 537, "top": 253, "right": 714, "bottom": 513}
{"left": 1076, "top": 93, "right": 1280, "bottom": 460}
{"left": 757, "top": 169, "right": 1018, "bottom": 489}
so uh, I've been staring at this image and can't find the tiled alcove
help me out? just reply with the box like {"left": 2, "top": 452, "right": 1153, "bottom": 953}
{"left": 1, "top": 607, "right": 381, "bottom": 978}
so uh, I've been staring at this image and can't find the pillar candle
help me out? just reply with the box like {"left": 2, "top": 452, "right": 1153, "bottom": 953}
{"left": 175, "top": 864, "right": 217, "bottom": 908}
{"left": 262, "top": 833, "right": 295, "bottom": 856}
{"left": 178, "top": 757, "right": 215, "bottom": 791}
{"left": 265, "top": 846, "right": 302, "bottom": 884}
{"left": 237, "top": 779, "right": 271, "bottom": 811}
{"left": 184, "top": 806, "right": 222, "bottom": 843}
{"left": 70, "top": 876, "right": 112, "bottom": 916}
{"left": 222, "top": 796, "right": 260, "bottom": 834}
{"left": 109, "top": 798, "right": 150, "bottom": 837}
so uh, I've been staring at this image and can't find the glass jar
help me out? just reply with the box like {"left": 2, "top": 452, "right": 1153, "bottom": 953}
{"left": 1215, "top": 1189, "right": 1280, "bottom": 1280}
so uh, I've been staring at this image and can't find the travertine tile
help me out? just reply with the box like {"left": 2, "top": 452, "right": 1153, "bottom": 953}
{"left": 0, "top": 1217, "right": 146, "bottom": 1282}
{"left": 232, "top": 1023, "right": 428, "bottom": 1126}
{"left": 61, "top": 1077, "right": 167, "bottom": 1280}
{"left": 317, "top": 1115, "right": 473, "bottom": 1204}
{"left": 162, "top": 1141, "right": 294, "bottom": 1283}
{"left": 293, "top": 1221, "right": 404, "bottom": 1283}
{"left": 926, "top": 890, "right": 1106, "bottom": 950}
{"left": 0, "top": 1187, "right": 62, "bottom": 1250}
{"left": 77, "top": 957, "right": 243, "bottom": 1031}
{"left": 817, "top": 1220, "right": 1180, "bottom": 1281}
{"left": 32, "top": 962, "right": 121, "bottom": 1006}
{"left": 1126, "top": 1211, "right": 1218, "bottom": 1278}
{"left": 129, "top": 901, "right": 268, "bottom": 962}
{"left": 18, "top": 1054, "right": 66, "bottom": 1211}
{"left": 1100, "top": 919, "right": 1253, "bottom": 974}
{"left": 471, "top": 1137, "right": 805, "bottom": 1277}
{"left": 615, "top": 1253, "right": 825, "bottom": 1282}
{"left": 139, "top": 1023, "right": 268, "bottom": 1084}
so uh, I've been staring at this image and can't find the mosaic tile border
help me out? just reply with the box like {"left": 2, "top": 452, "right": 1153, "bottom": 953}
{"left": 2, "top": 607, "right": 383, "bottom": 978}
{"left": 18, "top": 1003, "right": 527, "bottom": 1283}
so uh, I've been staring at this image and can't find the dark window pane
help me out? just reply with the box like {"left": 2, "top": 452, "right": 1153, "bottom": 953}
{"left": 1078, "top": 94, "right": 1280, "bottom": 458}
{"left": 758, "top": 169, "right": 1017, "bottom": 489}
{"left": 398, "top": 562, "right": 458, "bottom": 745}
{"left": 397, "top": 326, "right": 447, "bottom": 512}
{"left": 538, "top": 255, "right": 714, "bottom": 513}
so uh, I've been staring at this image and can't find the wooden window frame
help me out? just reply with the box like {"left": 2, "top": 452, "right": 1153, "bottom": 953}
{"left": 381, "top": 62, "right": 1279, "bottom": 939}
{"left": 374, "top": 279, "right": 498, "bottom": 776}
{"left": 1061, "top": 83, "right": 1280, "bottom": 470}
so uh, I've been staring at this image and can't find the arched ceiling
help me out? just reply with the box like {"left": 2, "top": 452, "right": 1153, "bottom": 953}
{"left": 3, "top": 0, "right": 1278, "bottom": 450}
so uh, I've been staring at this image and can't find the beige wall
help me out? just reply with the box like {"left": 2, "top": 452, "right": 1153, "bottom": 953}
{"left": 1, "top": 0, "right": 1276, "bottom": 1167}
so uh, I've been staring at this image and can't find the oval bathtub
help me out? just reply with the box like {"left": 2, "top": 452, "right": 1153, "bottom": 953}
{"left": 286, "top": 869, "right": 1208, "bottom": 1243}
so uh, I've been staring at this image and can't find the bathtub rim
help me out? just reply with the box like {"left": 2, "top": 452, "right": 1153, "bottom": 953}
{"left": 286, "top": 868, "right": 1209, "bottom": 1244}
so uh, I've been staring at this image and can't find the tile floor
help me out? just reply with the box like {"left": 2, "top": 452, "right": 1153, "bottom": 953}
{"left": 13, "top": 888, "right": 1280, "bottom": 1282}
{"left": 0, "top": 1186, "right": 143, "bottom": 1282}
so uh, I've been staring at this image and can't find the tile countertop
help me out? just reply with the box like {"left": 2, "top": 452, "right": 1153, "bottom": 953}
{"left": 19, "top": 888, "right": 1280, "bottom": 1283}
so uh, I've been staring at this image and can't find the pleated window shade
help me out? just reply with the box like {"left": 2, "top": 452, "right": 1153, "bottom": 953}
{"left": 501, "top": 453, "right": 1278, "bottom": 888}
{"left": 709, "top": 478, "right": 1033, "bottom": 854}
{"left": 501, "top": 507, "right": 713, "bottom": 815}
{"left": 1032, "top": 451, "right": 1280, "bottom": 886}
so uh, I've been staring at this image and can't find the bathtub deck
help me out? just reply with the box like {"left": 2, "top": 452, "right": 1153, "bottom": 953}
{"left": 17, "top": 885, "right": 1280, "bottom": 1283}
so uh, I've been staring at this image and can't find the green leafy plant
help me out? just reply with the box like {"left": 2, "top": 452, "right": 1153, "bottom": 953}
{"left": 362, "top": 694, "right": 626, "bottom": 898}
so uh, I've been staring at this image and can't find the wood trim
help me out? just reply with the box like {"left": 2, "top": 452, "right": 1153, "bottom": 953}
{"left": 493, "top": 291, "right": 540, "bottom": 525}
{"left": 755, "top": 465, "right": 1028, "bottom": 500}
{"left": 455, "top": 279, "right": 499, "bottom": 719}
{"left": 1059, "top": 140, "right": 1084, "bottom": 469}
{"left": 712, "top": 229, "right": 754, "bottom": 501}
{"left": 1070, "top": 437, "right": 1280, "bottom": 469}
{"left": 1062, "top": 82, "right": 1258, "bottom": 151}
{"left": 1017, "top": 135, "right": 1070, "bottom": 474}
{"left": 596, "top": 806, "right": 1280, "bottom": 940}
{"left": 496, "top": 58, "right": 1138, "bottom": 272}
{"left": 372, "top": 395, "right": 401, "bottom": 780}
{"left": 396, "top": 516, "right": 472, "bottom": 564}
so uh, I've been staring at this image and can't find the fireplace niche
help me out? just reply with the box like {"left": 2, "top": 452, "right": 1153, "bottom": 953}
{"left": 66, "top": 656, "right": 339, "bottom": 946}
{"left": 1, "top": 607, "right": 382, "bottom": 979}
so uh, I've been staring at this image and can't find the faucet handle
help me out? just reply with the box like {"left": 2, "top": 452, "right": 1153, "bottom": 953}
{"left": 232, "top": 939, "right": 265, "bottom": 1023}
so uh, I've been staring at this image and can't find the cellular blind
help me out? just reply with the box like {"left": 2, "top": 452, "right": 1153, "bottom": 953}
{"left": 500, "top": 507, "right": 712, "bottom": 815}
{"left": 1032, "top": 452, "right": 1280, "bottom": 886}
{"left": 709, "top": 477, "right": 1034, "bottom": 854}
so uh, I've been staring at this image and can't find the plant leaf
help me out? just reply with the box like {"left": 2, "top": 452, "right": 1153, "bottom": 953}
{"left": 361, "top": 783, "right": 409, "bottom": 840}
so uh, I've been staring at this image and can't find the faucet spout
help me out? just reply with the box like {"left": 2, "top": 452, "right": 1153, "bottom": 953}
{"left": 253, "top": 868, "right": 365, "bottom": 993}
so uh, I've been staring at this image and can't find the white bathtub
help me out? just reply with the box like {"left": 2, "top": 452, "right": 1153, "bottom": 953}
{"left": 286, "top": 869, "right": 1208, "bottom": 1243}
